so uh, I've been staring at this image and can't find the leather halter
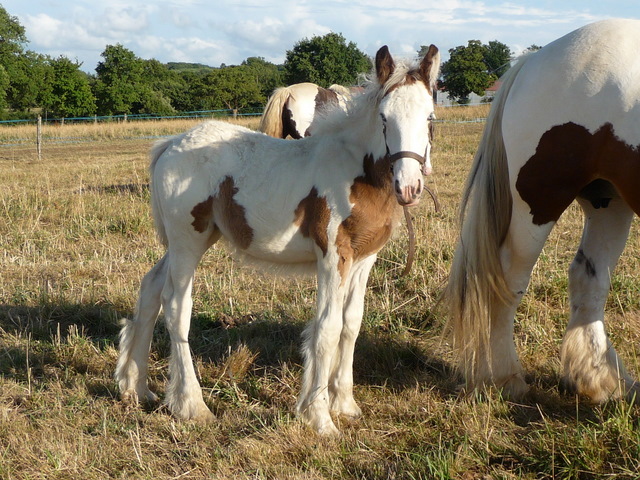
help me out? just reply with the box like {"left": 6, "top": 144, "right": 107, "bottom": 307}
{"left": 387, "top": 150, "right": 426, "bottom": 167}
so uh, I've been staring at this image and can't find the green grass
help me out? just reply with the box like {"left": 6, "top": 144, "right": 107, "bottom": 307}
{"left": 1, "top": 109, "right": 640, "bottom": 478}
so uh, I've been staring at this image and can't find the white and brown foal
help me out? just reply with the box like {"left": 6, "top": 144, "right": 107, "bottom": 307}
{"left": 116, "top": 45, "right": 440, "bottom": 435}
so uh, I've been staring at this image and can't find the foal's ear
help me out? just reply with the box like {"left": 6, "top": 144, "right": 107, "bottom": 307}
{"left": 375, "top": 45, "right": 395, "bottom": 85}
{"left": 420, "top": 44, "right": 440, "bottom": 92}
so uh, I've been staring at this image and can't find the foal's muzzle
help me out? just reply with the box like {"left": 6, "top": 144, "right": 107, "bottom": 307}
{"left": 389, "top": 150, "right": 427, "bottom": 206}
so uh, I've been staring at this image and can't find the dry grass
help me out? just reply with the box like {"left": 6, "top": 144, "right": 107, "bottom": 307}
{"left": 1, "top": 108, "right": 640, "bottom": 479}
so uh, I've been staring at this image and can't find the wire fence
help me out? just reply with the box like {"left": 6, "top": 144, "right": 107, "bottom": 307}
{"left": 0, "top": 104, "right": 488, "bottom": 154}
{"left": 0, "top": 109, "right": 262, "bottom": 127}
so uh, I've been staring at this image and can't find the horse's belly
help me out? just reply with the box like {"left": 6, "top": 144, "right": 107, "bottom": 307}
{"left": 229, "top": 227, "right": 318, "bottom": 265}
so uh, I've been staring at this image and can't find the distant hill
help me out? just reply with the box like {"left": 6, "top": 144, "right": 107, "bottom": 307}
{"left": 166, "top": 62, "right": 215, "bottom": 72}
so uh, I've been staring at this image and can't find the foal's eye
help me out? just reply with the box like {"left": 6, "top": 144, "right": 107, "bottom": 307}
{"left": 380, "top": 113, "right": 387, "bottom": 123}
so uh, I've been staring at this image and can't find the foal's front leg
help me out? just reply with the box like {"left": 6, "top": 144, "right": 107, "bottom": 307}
{"left": 329, "top": 255, "right": 376, "bottom": 419}
{"left": 296, "top": 258, "right": 346, "bottom": 435}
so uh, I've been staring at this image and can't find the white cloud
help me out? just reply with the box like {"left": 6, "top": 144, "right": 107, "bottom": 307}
{"left": 23, "top": 13, "right": 107, "bottom": 51}
{"left": 101, "top": 5, "right": 154, "bottom": 33}
{"left": 7, "top": 0, "right": 639, "bottom": 73}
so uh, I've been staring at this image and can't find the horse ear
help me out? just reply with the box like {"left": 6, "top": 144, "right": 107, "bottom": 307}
{"left": 420, "top": 44, "right": 440, "bottom": 92}
{"left": 375, "top": 46, "right": 395, "bottom": 85}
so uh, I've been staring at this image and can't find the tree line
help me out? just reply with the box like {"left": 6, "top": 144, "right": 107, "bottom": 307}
{"left": 0, "top": 3, "right": 540, "bottom": 120}
{"left": 0, "top": 5, "right": 371, "bottom": 121}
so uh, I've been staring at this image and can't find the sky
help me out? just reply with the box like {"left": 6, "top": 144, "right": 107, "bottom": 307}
{"left": 3, "top": 0, "right": 640, "bottom": 73}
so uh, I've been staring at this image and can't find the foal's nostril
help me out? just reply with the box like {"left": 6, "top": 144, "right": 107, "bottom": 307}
{"left": 395, "top": 179, "right": 402, "bottom": 195}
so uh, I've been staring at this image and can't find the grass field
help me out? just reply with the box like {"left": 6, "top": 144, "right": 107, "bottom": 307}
{"left": 1, "top": 106, "right": 640, "bottom": 479}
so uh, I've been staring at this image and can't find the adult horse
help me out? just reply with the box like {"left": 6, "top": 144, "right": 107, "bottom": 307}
{"left": 116, "top": 44, "right": 440, "bottom": 435}
{"left": 446, "top": 19, "right": 640, "bottom": 403}
{"left": 259, "top": 82, "right": 352, "bottom": 139}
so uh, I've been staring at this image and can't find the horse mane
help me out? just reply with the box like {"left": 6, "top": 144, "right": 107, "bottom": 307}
{"left": 312, "top": 58, "right": 433, "bottom": 137}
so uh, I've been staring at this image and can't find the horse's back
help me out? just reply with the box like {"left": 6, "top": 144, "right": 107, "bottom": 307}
{"left": 148, "top": 120, "right": 344, "bottom": 268}
{"left": 502, "top": 19, "right": 640, "bottom": 213}
{"left": 504, "top": 19, "right": 640, "bottom": 150}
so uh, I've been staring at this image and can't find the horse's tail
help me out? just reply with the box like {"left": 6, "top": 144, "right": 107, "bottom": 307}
{"left": 444, "top": 56, "right": 530, "bottom": 386}
{"left": 148, "top": 137, "right": 175, "bottom": 247}
{"left": 259, "top": 86, "right": 290, "bottom": 138}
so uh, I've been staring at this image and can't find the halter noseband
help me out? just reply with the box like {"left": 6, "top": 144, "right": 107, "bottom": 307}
{"left": 388, "top": 150, "right": 426, "bottom": 168}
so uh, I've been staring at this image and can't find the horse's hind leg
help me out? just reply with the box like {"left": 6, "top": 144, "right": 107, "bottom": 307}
{"left": 482, "top": 197, "right": 555, "bottom": 397}
{"left": 329, "top": 255, "right": 376, "bottom": 419}
{"left": 116, "top": 254, "right": 169, "bottom": 404}
{"left": 561, "top": 197, "right": 637, "bottom": 402}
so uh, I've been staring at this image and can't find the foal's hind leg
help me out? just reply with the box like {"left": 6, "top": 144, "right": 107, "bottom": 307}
{"left": 162, "top": 237, "right": 218, "bottom": 422}
{"left": 561, "top": 197, "right": 638, "bottom": 402}
{"left": 116, "top": 254, "right": 169, "bottom": 404}
{"left": 328, "top": 255, "right": 376, "bottom": 419}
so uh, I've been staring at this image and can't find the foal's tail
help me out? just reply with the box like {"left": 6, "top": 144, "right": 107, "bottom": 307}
{"left": 259, "top": 86, "right": 291, "bottom": 138}
{"left": 444, "top": 57, "right": 529, "bottom": 385}
{"left": 148, "top": 137, "right": 175, "bottom": 247}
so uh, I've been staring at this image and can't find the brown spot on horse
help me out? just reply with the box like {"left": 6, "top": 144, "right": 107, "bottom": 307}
{"left": 294, "top": 188, "right": 331, "bottom": 255}
{"left": 516, "top": 122, "right": 640, "bottom": 225}
{"left": 190, "top": 176, "right": 253, "bottom": 249}
{"left": 336, "top": 154, "right": 402, "bottom": 280}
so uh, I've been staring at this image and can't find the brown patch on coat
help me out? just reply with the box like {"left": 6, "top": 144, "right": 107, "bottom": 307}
{"left": 190, "top": 176, "right": 253, "bottom": 249}
{"left": 191, "top": 196, "right": 214, "bottom": 233}
{"left": 315, "top": 87, "right": 338, "bottom": 110}
{"left": 294, "top": 188, "right": 331, "bottom": 255}
{"left": 336, "top": 154, "right": 401, "bottom": 280}
{"left": 516, "top": 122, "right": 640, "bottom": 225}
{"left": 282, "top": 101, "right": 300, "bottom": 139}
{"left": 304, "top": 87, "right": 339, "bottom": 137}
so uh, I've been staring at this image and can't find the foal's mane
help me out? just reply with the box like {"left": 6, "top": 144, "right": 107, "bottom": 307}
{"left": 312, "top": 58, "right": 428, "bottom": 137}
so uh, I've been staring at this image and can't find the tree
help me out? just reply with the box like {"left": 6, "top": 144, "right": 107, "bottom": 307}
{"left": 43, "top": 57, "right": 96, "bottom": 118}
{"left": 284, "top": 33, "right": 370, "bottom": 87}
{"left": 524, "top": 44, "right": 543, "bottom": 54}
{"left": 0, "top": 5, "right": 27, "bottom": 59}
{"left": 136, "top": 59, "right": 179, "bottom": 115}
{"left": 440, "top": 40, "right": 497, "bottom": 103}
{"left": 242, "top": 56, "right": 283, "bottom": 99}
{"left": 0, "top": 65, "right": 9, "bottom": 112}
{"left": 483, "top": 40, "right": 512, "bottom": 77}
{"left": 199, "top": 66, "right": 264, "bottom": 117}
{"left": 0, "top": 5, "right": 47, "bottom": 113}
{"left": 94, "top": 44, "right": 145, "bottom": 115}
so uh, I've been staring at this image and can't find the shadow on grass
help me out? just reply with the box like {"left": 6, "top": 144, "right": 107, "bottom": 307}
{"left": 80, "top": 183, "right": 149, "bottom": 196}
{"left": 0, "top": 300, "right": 624, "bottom": 429}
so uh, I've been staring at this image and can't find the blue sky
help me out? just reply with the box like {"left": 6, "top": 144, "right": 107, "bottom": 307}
{"left": 3, "top": 1, "right": 640, "bottom": 72}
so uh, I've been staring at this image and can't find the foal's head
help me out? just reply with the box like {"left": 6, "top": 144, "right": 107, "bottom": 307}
{"left": 375, "top": 44, "right": 440, "bottom": 206}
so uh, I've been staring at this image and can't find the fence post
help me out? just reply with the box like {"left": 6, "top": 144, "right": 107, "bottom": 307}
{"left": 37, "top": 115, "right": 42, "bottom": 161}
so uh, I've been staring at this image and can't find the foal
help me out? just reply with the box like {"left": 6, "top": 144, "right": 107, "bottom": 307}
{"left": 116, "top": 45, "right": 440, "bottom": 435}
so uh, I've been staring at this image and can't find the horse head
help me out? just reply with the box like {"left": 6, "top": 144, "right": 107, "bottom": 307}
{"left": 375, "top": 44, "right": 440, "bottom": 206}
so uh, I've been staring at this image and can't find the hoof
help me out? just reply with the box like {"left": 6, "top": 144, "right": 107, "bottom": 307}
{"left": 314, "top": 419, "right": 341, "bottom": 437}
{"left": 297, "top": 403, "right": 341, "bottom": 436}
{"left": 498, "top": 373, "right": 529, "bottom": 400}
{"left": 168, "top": 398, "right": 214, "bottom": 423}
{"left": 121, "top": 388, "right": 159, "bottom": 406}
{"left": 460, "top": 373, "right": 529, "bottom": 400}
{"left": 331, "top": 400, "right": 362, "bottom": 420}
